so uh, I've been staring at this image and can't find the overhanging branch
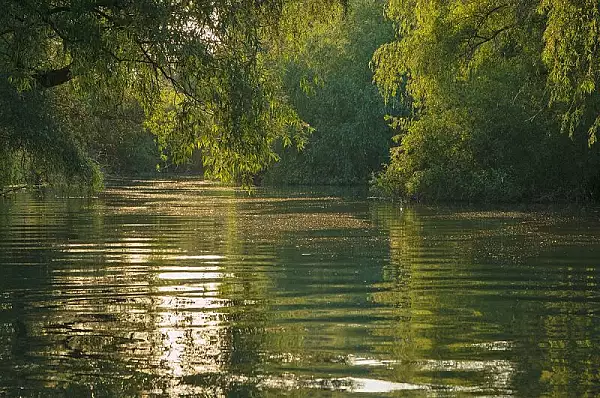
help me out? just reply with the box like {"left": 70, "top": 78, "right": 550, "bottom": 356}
{"left": 33, "top": 65, "right": 72, "bottom": 88}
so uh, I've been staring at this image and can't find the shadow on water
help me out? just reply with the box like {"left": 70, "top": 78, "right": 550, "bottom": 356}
{"left": 0, "top": 179, "right": 599, "bottom": 396}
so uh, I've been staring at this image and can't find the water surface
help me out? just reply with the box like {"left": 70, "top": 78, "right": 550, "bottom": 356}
{"left": 0, "top": 179, "right": 599, "bottom": 396}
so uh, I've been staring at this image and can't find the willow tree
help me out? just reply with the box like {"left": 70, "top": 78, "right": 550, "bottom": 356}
{"left": 0, "top": 0, "right": 339, "bottom": 186}
{"left": 372, "top": 0, "right": 600, "bottom": 201}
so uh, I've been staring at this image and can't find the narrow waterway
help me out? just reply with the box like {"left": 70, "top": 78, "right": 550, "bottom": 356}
{"left": 0, "top": 179, "right": 599, "bottom": 396}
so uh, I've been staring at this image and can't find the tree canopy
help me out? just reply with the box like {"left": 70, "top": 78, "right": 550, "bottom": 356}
{"left": 0, "top": 0, "right": 341, "bottom": 186}
{"left": 374, "top": 0, "right": 600, "bottom": 139}
{"left": 371, "top": 0, "right": 600, "bottom": 201}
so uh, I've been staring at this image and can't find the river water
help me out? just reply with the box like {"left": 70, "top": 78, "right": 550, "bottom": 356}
{"left": 0, "top": 179, "right": 599, "bottom": 396}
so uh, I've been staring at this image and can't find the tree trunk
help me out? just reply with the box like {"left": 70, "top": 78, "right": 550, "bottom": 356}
{"left": 34, "top": 65, "right": 73, "bottom": 88}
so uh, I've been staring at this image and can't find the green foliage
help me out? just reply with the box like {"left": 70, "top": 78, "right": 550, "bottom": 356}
{"left": 263, "top": 0, "right": 397, "bottom": 185}
{"left": 0, "top": 0, "right": 339, "bottom": 187}
{"left": 145, "top": 66, "right": 310, "bottom": 187}
{"left": 371, "top": 0, "right": 600, "bottom": 202}
{"left": 0, "top": 80, "right": 103, "bottom": 190}
{"left": 51, "top": 86, "right": 161, "bottom": 176}
{"left": 0, "top": 75, "right": 165, "bottom": 189}
{"left": 540, "top": 0, "right": 600, "bottom": 142}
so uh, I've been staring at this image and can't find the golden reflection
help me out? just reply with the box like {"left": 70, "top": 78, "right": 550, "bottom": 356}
{"left": 52, "top": 217, "right": 234, "bottom": 396}
{"left": 148, "top": 260, "right": 231, "bottom": 390}
{"left": 256, "top": 375, "right": 428, "bottom": 393}
{"left": 169, "top": 255, "right": 225, "bottom": 260}
{"left": 157, "top": 271, "right": 229, "bottom": 280}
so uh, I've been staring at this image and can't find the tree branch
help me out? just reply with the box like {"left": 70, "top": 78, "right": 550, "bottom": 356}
{"left": 33, "top": 65, "right": 73, "bottom": 88}
{"left": 472, "top": 25, "right": 513, "bottom": 48}
{"left": 474, "top": 3, "right": 509, "bottom": 33}
{"left": 464, "top": 3, "right": 513, "bottom": 58}
{"left": 134, "top": 39, "right": 189, "bottom": 93}
{"left": 465, "top": 24, "right": 514, "bottom": 59}
{"left": 47, "top": 6, "right": 71, "bottom": 15}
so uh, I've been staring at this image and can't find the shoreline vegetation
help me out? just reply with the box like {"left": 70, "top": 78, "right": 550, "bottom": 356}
{"left": 1, "top": 0, "right": 600, "bottom": 203}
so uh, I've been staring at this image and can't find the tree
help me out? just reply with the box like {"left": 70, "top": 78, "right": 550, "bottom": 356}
{"left": 0, "top": 79, "right": 102, "bottom": 189}
{"left": 374, "top": 0, "right": 600, "bottom": 137}
{"left": 371, "top": 0, "right": 600, "bottom": 201}
{"left": 0, "top": 0, "right": 341, "bottom": 186}
{"left": 263, "top": 0, "right": 397, "bottom": 185}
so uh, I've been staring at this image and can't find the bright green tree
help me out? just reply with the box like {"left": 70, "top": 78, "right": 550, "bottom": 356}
{"left": 371, "top": 0, "right": 600, "bottom": 201}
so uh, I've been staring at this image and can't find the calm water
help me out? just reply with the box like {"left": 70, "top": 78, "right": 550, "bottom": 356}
{"left": 0, "top": 179, "right": 599, "bottom": 396}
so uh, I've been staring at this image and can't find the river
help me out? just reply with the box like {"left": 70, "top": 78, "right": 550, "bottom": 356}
{"left": 0, "top": 179, "right": 599, "bottom": 396}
